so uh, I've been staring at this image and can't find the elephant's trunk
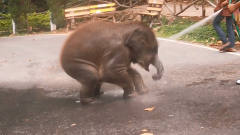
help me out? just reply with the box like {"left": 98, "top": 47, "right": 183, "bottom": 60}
{"left": 152, "top": 55, "right": 164, "bottom": 81}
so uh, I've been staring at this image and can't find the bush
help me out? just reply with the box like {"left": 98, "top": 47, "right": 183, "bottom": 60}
{"left": 28, "top": 12, "right": 50, "bottom": 31}
{"left": 181, "top": 24, "right": 224, "bottom": 44}
{"left": 0, "top": 13, "right": 12, "bottom": 33}
{"left": 157, "top": 18, "right": 194, "bottom": 37}
{"left": 0, "top": 11, "right": 51, "bottom": 35}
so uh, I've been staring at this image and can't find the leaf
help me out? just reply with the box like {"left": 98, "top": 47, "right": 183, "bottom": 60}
{"left": 235, "top": 41, "right": 240, "bottom": 45}
{"left": 71, "top": 123, "right": 77, "bottom": 127}
{"left": 141, "top": 129, "right": 148, "bottom": 132}
{"left": 144, "top": 107, "right": 155, "bottom": 112}
{"left": 140, "top": 133, "right": 153, "bottom": 135}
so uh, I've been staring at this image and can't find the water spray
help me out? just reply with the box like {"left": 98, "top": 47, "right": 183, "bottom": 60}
{"left": 170, "top": 9, "right": 223, "bottom": 40}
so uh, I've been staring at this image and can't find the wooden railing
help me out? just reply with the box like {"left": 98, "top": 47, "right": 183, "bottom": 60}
{"left": 65, "top": 3, "right": 116, "bottom": 19}
{"left": 64, "top": 3, "right": 116, "bottom": 30}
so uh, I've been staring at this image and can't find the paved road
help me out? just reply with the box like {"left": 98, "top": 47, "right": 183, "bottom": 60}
{"left": 0, "top": 35, "right": 240, "bottom": 135}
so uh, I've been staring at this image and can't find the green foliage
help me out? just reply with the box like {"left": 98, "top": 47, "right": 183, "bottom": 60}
{"left": 51, "top": 9, "right": 65, "bottom": 28}
{"left": 46, "top": 0, "right": 76, "bottom": 28}
{"left": 8, "top": 0, "right": 21, "bottom": 20}
{"left": 156, "top": 18, "right": 226, "bottom": 45}
{"left": 0, "top": 0, "right": 8, "bottom": 13}
{"left": 8, "top": 0, "right": 33, "bottom": 32}
{"left": 159, "top": 16, "right": 169, "bottom": 25}
{"left": 181, "top": 24, "right": 224, "bottom": 44}
{"left": 157, "top": 18, "right": 194, "bottom": 37}
{"left": 31, "top": 0, "right": 48, "bottom": 12}
{"left": 0, "top": 12, "right": 50, "bottom": 35}
{"left": 0, "top": 13, "right": 11, "bottom": 33}
{"left": 157, "top": 19, "right": 229, "bottom": 44}
{"left": 28, "top": 12, "right": 50, "bottom": 31}
{"left": 8, "top": 0, "right": 32, "bottom": 18}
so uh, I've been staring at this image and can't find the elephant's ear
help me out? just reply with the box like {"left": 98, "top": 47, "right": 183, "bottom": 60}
{"left": 124, "top": 27, "right": 147, "bottom": 53}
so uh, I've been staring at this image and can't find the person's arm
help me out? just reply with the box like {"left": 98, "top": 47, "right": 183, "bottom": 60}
{"left": 221, "top": 0, "right": 229, "bottom": 8}
{"left": 215, "top": 0, "right": 228, "bottom": 12}
{"left": 228, "top": 1, "right": 240, "bottom": 13}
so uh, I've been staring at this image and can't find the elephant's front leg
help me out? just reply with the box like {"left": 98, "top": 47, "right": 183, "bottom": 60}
{"left": 94, "top": 82, "right": 103, "bottom": 98}
{"left": 128, "top": 68, "right": 148, "bottom": 94}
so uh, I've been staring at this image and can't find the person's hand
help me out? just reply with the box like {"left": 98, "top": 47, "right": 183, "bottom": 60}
{"left": 227, "top": 4, "right": 236, "bottom": 13}
{"left": 221, "top": 0, "right": 229, "bottom": 8}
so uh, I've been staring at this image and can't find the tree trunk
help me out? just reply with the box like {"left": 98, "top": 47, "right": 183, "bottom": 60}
{"left": 24, "top": 13, "right": 30, "bottom": 33}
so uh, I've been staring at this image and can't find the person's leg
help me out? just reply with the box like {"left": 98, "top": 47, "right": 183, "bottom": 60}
{"left": 226, "top": 16, "right": 235, "bottom": 48}
{"left": 220, "top": 16, "right": 237, "bottom": 52}
{"left": 213, "top": 14, "right": 228, "bottom": 44}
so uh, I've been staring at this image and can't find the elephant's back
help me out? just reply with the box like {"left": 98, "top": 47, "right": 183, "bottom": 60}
{"left": 60, "top": 21, "right": 124, "bottom": 67}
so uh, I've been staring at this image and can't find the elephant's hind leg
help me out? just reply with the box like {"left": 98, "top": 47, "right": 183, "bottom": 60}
{"left": 71, "top": 64, "right": 100, "bottom": 104}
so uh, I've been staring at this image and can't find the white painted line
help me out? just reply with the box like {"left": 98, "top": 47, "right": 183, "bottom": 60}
{"left": 157, "top": 37, "right": 240, "bottom": 57}
{"left": 1, "top": 33, "right": 240, "bottom": 57}
{"left": 0, "top": 33, "right": 68, "bottom": 39}
{"left": 46, "top": 33, "right": 68, "bottom": 36}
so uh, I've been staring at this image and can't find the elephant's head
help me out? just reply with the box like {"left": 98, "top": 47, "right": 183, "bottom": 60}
{"left": 125, "top": 24, "right": 164, "bottom": 81}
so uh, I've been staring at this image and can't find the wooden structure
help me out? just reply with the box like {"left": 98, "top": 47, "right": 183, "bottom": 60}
{"left": 139, "top": 0, "right": 164, "bottom": 16}
{"left": 138, "top": 0, "right": 165, "bottom": 27}
{"left": 167, "top": 0, "right": 217, "bottom": 17}
{"left": 64, "top": 3, "right": 116, "bottom": 30}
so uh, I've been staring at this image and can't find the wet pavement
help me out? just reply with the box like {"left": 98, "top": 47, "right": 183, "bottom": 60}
{"left": 0, "top": 35, "right": 240, "bottom": 135}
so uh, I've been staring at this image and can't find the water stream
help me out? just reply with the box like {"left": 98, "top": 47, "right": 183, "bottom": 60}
{"left": 170, "top": 9, "right": 223, "bottom": 40}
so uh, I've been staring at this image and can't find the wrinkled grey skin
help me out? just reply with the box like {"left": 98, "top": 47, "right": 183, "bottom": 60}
{"left": 60, "top": 21, "right": 164, "bottom": 104}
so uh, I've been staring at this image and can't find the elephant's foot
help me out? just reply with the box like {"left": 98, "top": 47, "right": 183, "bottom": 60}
{"left": 137, "top": 89, "right": 149, "bottom": 95}
{"left": 94, "top": 91, "right": 104, "bottom": 98}
{"left": 123, "top": 91, "right": 137, "bottom": 99}
{"left": 80, "top": 97, "right": 96, "bottom": 105}
{"left": 136, "top": 87, "right": 149, "bottom": 95}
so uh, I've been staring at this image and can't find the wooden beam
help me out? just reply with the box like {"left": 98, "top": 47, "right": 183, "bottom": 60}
{"left": 180, "top": 0, "right": 183, "bottom": 10}
{"left": 163, "top": 3, "right": 175, "bottom": 15}
{"left": 146, "top": 7, "right": 162, "bottom": 11}
{"left": 90, "top": 7, "right": 116, "bottom": 14}
{"left": 202, "top": 0, "right": 206, "bottom": 17}
{"left": 65, "top": 3, "right": 116, "bottom": 12}
{"left": 65, "top": 11, "right": 90, "bottom": 17}
{"left": 174, "top": 0, "right": 176, "bottom": 14}
{"left": 148, "top": 0, "right": 164, "bottom": 4}
{"left": 205, "top": 0, "right": 217, "bottom": 7}
{"left": 175, "top": 0, "right": 199, "bottom": 16}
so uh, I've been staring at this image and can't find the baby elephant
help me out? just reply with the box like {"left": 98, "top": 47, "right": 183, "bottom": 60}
{"left": 60, "top": 21, "right": 164, "bottom": 104}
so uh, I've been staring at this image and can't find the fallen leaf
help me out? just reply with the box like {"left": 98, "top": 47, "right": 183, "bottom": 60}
{"left": 217, "top": 41, "right": 222, "bottom": 46}
{"left": 144, "top": 107, "right": 155, "bottom": 112}
{"left": 141, "top": 129, "right": 148, "bottom": 132}
{"left": 71, "top": 123, "right": 77, "bottom": 127}
{"left": 235, "top": 41, "right": 240, "bottom": 45}
{"left": 140, "top": 133, "right": 153, "bottom": 135}
{"left": 75, "top": 100, "right": 80, "bottom": 103}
